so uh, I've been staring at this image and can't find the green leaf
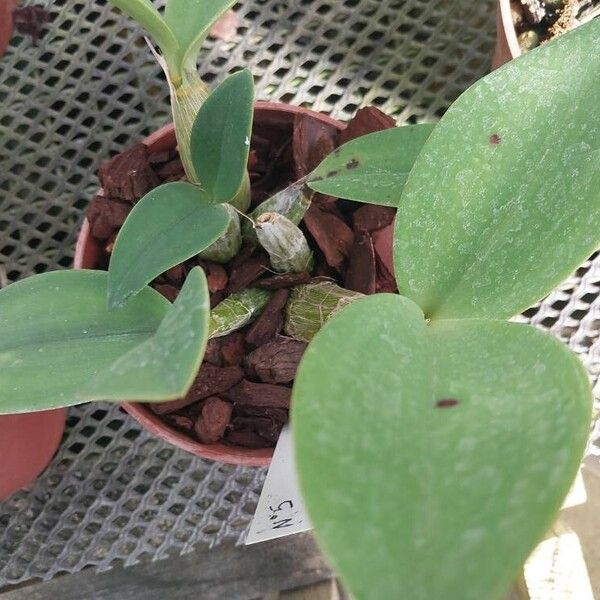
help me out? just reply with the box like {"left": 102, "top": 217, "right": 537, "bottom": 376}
{"left": 164, "top": 0, "right": 238, "bottom": 68}
{"left": 293, "top": 294, "right": 591, "bottom": 600}
{"left": 108, "top": 0, "right": 180, "bottom": 73}
{"left": 0, "top": 270, "right": 166, "bottom": 413}
{"left": 82, "top": 267, "right": 209, "bottom": 402}
{"left": 190, "top": 69, "right": 254, "bottom": 203}
{"left": 307, "top": 124, "right": 434, "bottom": 206}
{"left": 394, "top": 20, "right": 600, "bottom": 320}
{"left": 108, "top": 181, "right": 229, "bottom": 308}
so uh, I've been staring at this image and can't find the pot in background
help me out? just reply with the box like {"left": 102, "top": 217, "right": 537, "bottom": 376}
{"left": 0, "top": 409, "right": 66, "bottom": 501}
{"left": 75, "top": 101, "right": 347, "bottom": 467}
{"left": 492, "top": 0, "right": 522, "bottom": 69}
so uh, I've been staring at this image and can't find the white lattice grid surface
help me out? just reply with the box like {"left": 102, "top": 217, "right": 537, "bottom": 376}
{"left": 0, "top": 0, "right": 598, "bottom": 589}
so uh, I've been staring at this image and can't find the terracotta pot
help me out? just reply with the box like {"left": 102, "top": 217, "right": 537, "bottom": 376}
{"left": 0, "top": 0, "right": 18, "bottom": 59}
{"left": 492, "top": 0, "right": 521, "bottom": 69}
{"left": 0, "top": 409, "right": 66, "bottom": 500}
{"left": 75, "top": 101, "right": 347, "bottom": 467}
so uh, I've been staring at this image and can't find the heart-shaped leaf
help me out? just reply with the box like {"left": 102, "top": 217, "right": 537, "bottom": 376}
{"left": 164, "top": 0, "right": 238, "bottom": 68}
{"left": 293, "top": 294, "right": 591, "bottom": 600}
{"left": 308, "top": 124, "right": 434, "bottom": 206}
{"left": 82, "top": 267, "right": 209, "bottom": 402}
{"left": 394, "top": 20, "right": 600, "bottom": 320}
{"left": 0, "top": 270, "right": 165, "bottom": 414}
{"left": 190, "top": 69, "right": 254, "bottom": 203}
{"left": 107, "top": 181, "right": 229, "bottom": 308}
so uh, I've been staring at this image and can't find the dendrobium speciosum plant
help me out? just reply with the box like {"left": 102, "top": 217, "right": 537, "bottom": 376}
{"left": 0, "top": 1, "right": 598, "bottom": 597}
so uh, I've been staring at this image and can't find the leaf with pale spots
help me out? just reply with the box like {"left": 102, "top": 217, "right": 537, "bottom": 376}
{"left": 293, "top": 294, "right": 591, "bottom": 600}
{"left": 394, "top": 20, "right": 600, "bottom": 320}
{"left": 0, "top": 270, "right": 165, "bottom": 413}
{"left": 0, "top": 268, "right": 209, "bottom": 413}
{"left": 83, "top": 267, "right": 209, "bottom": 401}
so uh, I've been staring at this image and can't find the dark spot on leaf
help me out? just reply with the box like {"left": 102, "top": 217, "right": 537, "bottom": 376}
{"left": 489, "top": 133, "right": 502, "bottom": 145}
{"left": 346, "top": 158, "right": 360, "bottom": 169}
{"left": 311, "top": 176, "right": 323, "bottom": 182}
{"left": 326, "top": 170, "right": 340, "bottom": 178}
{"left": 436, "top": 398, "right": 459, "bottom": 409}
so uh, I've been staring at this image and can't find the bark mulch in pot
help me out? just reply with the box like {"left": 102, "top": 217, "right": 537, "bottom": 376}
{"left": 86, "top": 106, "right": 399, "bottom": 450}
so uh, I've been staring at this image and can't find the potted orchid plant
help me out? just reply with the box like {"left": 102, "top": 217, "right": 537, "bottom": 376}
{"left": 0, "top": 0, "right": 598, "bottom": 597}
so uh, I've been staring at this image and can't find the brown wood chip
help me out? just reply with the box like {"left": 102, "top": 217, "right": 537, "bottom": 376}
{"left": 245, "top": 337, "right": 307, "bottom": 384}
{"left": 292, "top": 113, "right": 338, "bottom": 179}
{"left": 371, "top": 224, "right": 396, "bottom": 292}
{"left": 201, "top": 261, "right": 228, "bottom": 293}
{"left": 220, "top": 332, "right": 246, "bottom": 366}
{"left": 372, "top": 224, "right": 394, "bottom": 274}
{"left": 150, "top": 364, "right": 243, "bottom": 415}
{"left": 203, "top": 339, "right": 223, "bottom": 366}
{"left": 225, "top": 429, "right": 271, "bottom": 448}
{"left": 231, "top": 416, "right": 273, "bottom": 431}
{"left": 104, "top": 231, "right": 117, "bottom": 254}
{"left": 375, "top": 257, "right": 398, "bottom": 293}
{"left": 98, "top": 143, "right": 160, "bottom": 203}
{"left": 264, "top": 407, "right": 289, "bottom": 424}
{"left": 153, "top": 283, "right": 179, "bottom": 302}
{"left": 257, "top": 420, "right": 284, "bottom": 445}
{"left": 156, "top": 158, "right": 185, "bottom": 180}
{"left": 256, "top": 271, "right": 311, "bottom": 289}
{"left": 345, "top": 232, "right": 376, "bottom": 295}
{"left": 247, "top": 149, "right": 259, "bottom": 171}
{"left": 303, "top": 204, "right": 354, "bottom": 268}
{"left": 352, "top": 205, "right": 396, "bottom": 234}
{"left": 227, "top": 251, "right": 269, "bottom": 293}
{"left": 87, "top": 195, "right": 130, "bottom": 240}
{"left": 339, "top": 106, "right": 396, "bottom": 145}
{"left": 164, "top": 414, "right": 195, "bottom": 433}
{"left": 147, "top": 150, "right": 172, "bottom": 164}
{"left": 224, "top": 379, "right": 292, "bottom": 408}
{"left": 165, "top": 264, "right": 185, "bottom": 285}
{"left": 234, "top": 405, "right": 289, "bottom": 423}
{"left": 245, "top": 288, "right": 289, "bottom": 346}
{"left": 195, "top": 397, "right": 233, "bottom": 443}
{"left": 230, "top": 406, "right": 288, "bottom": 445}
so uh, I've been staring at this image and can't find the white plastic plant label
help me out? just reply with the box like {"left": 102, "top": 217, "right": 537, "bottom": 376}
{"left": 245, "top": 425, "right": 312, "bottom": 544}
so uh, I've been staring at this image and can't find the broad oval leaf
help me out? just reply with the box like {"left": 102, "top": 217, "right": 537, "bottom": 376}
{"left": 164, "top": 0, "right": 237, "bottom": 68}
{"left": 190, "top": 69, "right": 254, "bottom": 203}
{"left": 83, "top": 267, "right": 209, "bottom": 402}
{"left": 307, "top": 124, "right": 434, "bottom": 206}
{"left": 394, "top": 20, "right": 600, "bottom": 320}
{"left": 108, "top": 181, "right": 229, "bottom": 308}
{"left": 293, "top": 294, "right": 591, "bottom": 600}
{"left": 0, "top": 270, "right": 166, "bottom": 413}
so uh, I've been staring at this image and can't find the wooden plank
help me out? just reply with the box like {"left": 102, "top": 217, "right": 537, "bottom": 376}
{"left": 0, "top": 534, "right": 332, "bottom": 600}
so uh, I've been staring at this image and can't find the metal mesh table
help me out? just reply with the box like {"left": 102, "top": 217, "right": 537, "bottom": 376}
{"left": 0, "top": 0, "right": 598, "bottom": 589}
